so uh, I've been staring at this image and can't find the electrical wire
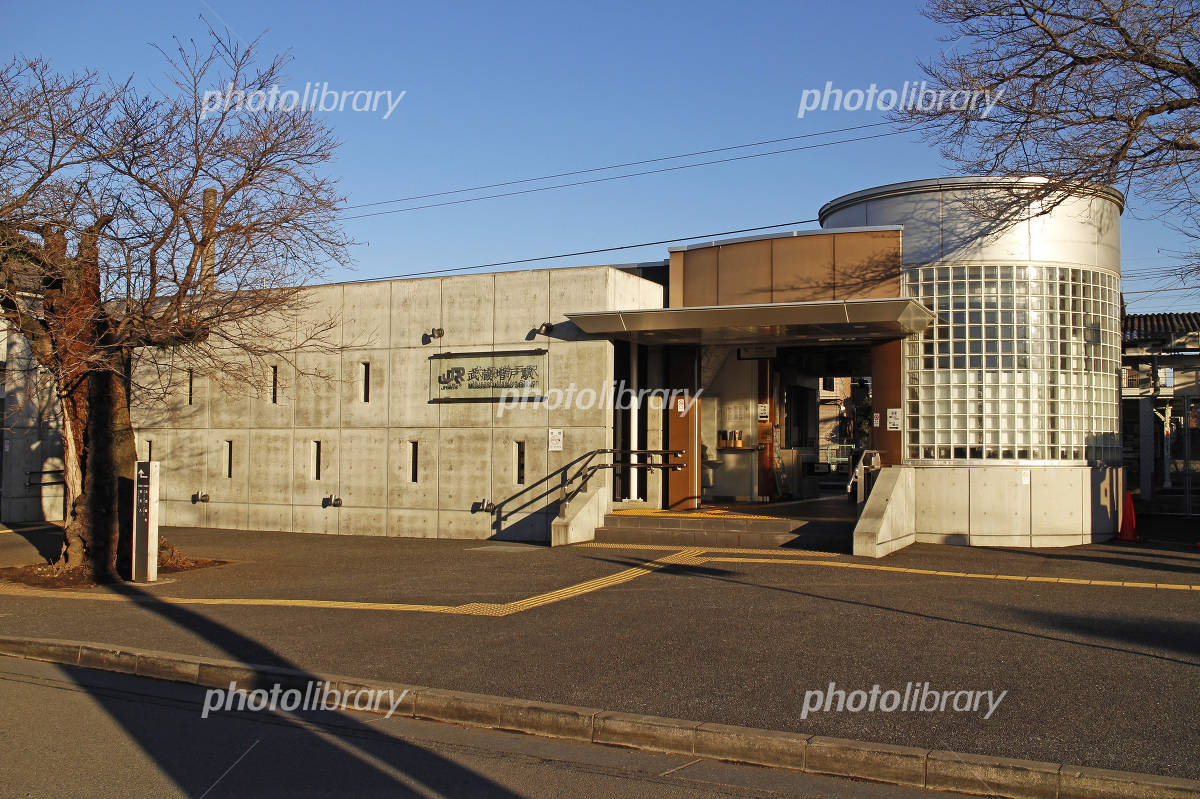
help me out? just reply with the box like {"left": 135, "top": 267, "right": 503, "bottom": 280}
{"left": 343, "top": 218, "right": 821, "bottom": 282}
{"left": 339, "top": 130, "right": 906, "bottom": 220}
{"left": 341, "top": 121, "right": 896, "bottom": 211}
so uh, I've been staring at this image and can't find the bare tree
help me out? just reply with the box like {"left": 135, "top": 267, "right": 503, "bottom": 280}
{"left": 895, "top": 0, "right": 1200, "bottom": 255}
{"left": 0, "top": 28, "right": 349, "bottom": 578}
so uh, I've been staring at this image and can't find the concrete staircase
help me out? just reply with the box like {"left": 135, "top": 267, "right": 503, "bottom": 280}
{"left": 593, "top": 511, "right": 854, "bottom": 551}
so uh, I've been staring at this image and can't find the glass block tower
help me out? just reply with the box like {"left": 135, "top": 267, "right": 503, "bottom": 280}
{"left": 820, "top": 177, "right": 1123, "bottom": 467}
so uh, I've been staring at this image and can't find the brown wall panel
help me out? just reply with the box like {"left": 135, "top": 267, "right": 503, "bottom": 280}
{"left": 770, "top": 235, "right": 835, "bottom": 302}
{"left": 716, "top": 239, "right": 772, "bottom": 306}
{"left": 833, "top": 231, "right": 902, "bottom": 300}
{"left": 668, "top": 251, "right": 685, "bottom": 307}
{"left": 672, "top": 230, "right": 902, "bottom": 308}
{"left": 870, "top": 339, "right": 904, "bottom": 466}
{"left": 681, "top": 247, "right": 719, "bottom": 307}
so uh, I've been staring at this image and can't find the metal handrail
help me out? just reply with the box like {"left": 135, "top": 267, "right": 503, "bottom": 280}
{"left": 558, "top": 449, "right": 684, "bottom": 511}
{"left": 485, "top": 448, "right": 684, "bottom": 520}
{"left": 846, "top": 449, "right": 882, "bottom": 505}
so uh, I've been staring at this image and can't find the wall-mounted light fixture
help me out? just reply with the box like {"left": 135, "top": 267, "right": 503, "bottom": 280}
{"left": 536, "top": 322, "right": 555, "bottom": 335}
{"left": 192, "top": 492, "right": 210, "bottom": 503}
{"left": 322, "top": 495, "right": 343, "bottom": 508}
{"left": 429, "top": 327, "right": 444, "bottom": 339}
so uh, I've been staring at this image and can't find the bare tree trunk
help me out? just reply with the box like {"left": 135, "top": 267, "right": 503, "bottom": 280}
{"left": 56, "top": 362, "right": 137, "bottom": 580}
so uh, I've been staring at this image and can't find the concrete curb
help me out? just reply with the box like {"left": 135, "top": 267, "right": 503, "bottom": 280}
{"left": 2, "top": 635, "right": 1197, "bottom": 799}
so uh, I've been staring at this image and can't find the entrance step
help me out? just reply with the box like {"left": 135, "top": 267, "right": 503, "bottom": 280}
{"left": 594, "top": 511, "right": 853, "bottom": 551}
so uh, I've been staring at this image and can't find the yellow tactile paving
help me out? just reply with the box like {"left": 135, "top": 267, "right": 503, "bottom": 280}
{"left": 579, "top": 542, "right": 844, "bottom": 557}
{"left": 611, "top": 509, "right": 785, "bottom": 520}
{"left": 0, "top": 548, "right": 706, "bottom": 617}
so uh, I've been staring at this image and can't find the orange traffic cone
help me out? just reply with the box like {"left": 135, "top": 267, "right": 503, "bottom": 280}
{"left": 1115, "top": 490, "right": 1139, "bottom": 544}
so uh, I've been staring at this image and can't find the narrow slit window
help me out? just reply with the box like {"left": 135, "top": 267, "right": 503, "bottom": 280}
{"left": 514, "top": 440, "right": 525, "bottom": 485}
{"left": 224, "top": 440, "right": 233, "bottom": 478}
{"left": 409, "top": 440, "right": 419, "bottom": 483}
{"left": 271, "top": 365, "right": 279, "bottom": 404}
{"left": 361, "top": 362, "right": 371, "bottom": 403}
{"left": 145, "top": 440, "right": 153, "bottom": 462}
{"left": 187, "top": 369, "right": 194, "bottom": 405}
{"left": 311, "top": 440, "right": 322, "bottom": 481}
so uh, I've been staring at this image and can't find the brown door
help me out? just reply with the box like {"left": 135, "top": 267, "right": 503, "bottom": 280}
{"left": 666, "top": 394, "right": 701, "bottom": 509}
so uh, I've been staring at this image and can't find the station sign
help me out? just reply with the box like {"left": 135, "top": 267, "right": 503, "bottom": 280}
{"left": 429, "top": 349, "right": 546, "bottom": 402}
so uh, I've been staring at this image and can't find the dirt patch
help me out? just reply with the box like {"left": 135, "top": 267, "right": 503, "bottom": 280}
{"left": 0, "top": 557, "right": 228, "bottom": 589}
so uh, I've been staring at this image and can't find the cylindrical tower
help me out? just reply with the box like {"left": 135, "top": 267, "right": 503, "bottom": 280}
{"left": 820, "top": 177, "right": 1123, "bottom": 466}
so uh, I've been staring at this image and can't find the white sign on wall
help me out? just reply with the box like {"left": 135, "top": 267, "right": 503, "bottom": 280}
{"left": 548, "top": 428, "right": 563, "bottom": 452}
{"left": 886, "top": 408, "right": 901, "bottom": 431}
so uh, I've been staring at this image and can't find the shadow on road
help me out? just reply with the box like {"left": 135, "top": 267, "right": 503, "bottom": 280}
{"left": 584, "top": 554, "right": 1200, "bottom": 669}
{"left": 64, "top": 580, "right": 523, "bottom": 797}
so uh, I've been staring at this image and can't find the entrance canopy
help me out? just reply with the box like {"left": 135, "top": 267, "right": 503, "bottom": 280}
{"left": 566, "top": 298, "right": 935, "bottom": 346}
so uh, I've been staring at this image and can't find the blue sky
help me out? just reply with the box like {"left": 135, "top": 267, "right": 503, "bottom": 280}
{"left": 6, "top": 0, "right": 1193, "bottom": 312}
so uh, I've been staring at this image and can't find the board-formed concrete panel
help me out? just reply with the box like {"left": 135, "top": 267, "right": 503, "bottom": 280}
{"left": 913, "top": 467, "right": 970, "bottom": 535}
{"left": 247, "top": 504, "right": 292, "bottom": 532}
{"left": 291, "top": 429, "right": 340, "bottom": 508}
{"left": 1030, "top": 468, "right": 1086, "bottom": 536}
{"left": 206, "top": 501, "right": 248, "bottom": 530}
{"left": 205, "top": 430, "right": 250, "bottom": 505}
{"left": 293, "top": 353, "right": 341, "bottom": 428}
{"left": 387, "top": 508, "right": 438, "bottom": 538}
{"left": 338, "top": 506, "right": 386, "bottom": 536}
{"left": 390, "top": 278, "right": 441, "bottom": 349}
{"left": 339, "top": 350, "right": 389, "bottom": 428}
{"left": 247, "top": 430, "right": 293, "bottom": 504}
{"left": 387, "top": 428, "right": 439, "bottom": 510}
{"left": 968, "top": 467, "right": 1031, "bottom": 538}
{"left": 441, "top": 274, "right": 495, "bottom": 347}
{"left": 339, "top": 428, "right": 388, "bottom": 508}
{"left": 494, "top": 270, "right": 550, "bottom": 346}
{"left": 437, "top": 428, "right": 491, "bottom": 510}
{"left": 249, "top": 361, "right": 295, "bottom": 429}
{"left": 389, "top": 348, "right": 439, "bottom": 429}
{"left": 437, "top": 508, "right": 493, "bottom": 539}
{"left": 490, "top": 427, "right": 550, "bottom": 515}
{"left": 342, "top": 282, "right": 390, "bottom": 349}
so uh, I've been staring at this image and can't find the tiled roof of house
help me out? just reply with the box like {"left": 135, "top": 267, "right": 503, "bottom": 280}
{"left": 1123, "top": 312, "right": 1200, "bottom": 343}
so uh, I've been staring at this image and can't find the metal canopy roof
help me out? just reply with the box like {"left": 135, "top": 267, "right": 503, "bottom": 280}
{"left": 566, "top": 298, "right": 935, "bottom": 346}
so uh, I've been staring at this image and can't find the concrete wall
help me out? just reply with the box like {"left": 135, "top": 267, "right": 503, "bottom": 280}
{"left": 912, "top": 465, "right": 1122, "bottom": 547}
{"left": 0, "top": 265, "right": 665, "bottom": 542}
{"left": 1, "top": 332, "right": 66, "bottom": 523}
{"left": 853, "top": 465, "right": 915, "bottom": 557}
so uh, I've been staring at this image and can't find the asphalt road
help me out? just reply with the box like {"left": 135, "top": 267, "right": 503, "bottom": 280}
{"left": 1, "top": 525, "right": 1198, "bottom": 779}
{"left": 0, "top": 655, "right": 962, "bottom": 798}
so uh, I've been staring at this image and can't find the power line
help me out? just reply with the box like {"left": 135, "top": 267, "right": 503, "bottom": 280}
{"left": 341, "top": 121, "right": 896, "bottom": 211}
{"left": 1123, "top": 285, "right": 1199, "bottom": 296}
{"left": 345, "top": 218, "right": 821, "bottom": 282}
{"left": 339, "top": 130, "right": 907, "bottom": 221}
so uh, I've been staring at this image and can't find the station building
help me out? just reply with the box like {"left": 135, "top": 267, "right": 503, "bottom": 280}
{"left": 0, "top": 177, "right": 1127, "bottom": 554}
